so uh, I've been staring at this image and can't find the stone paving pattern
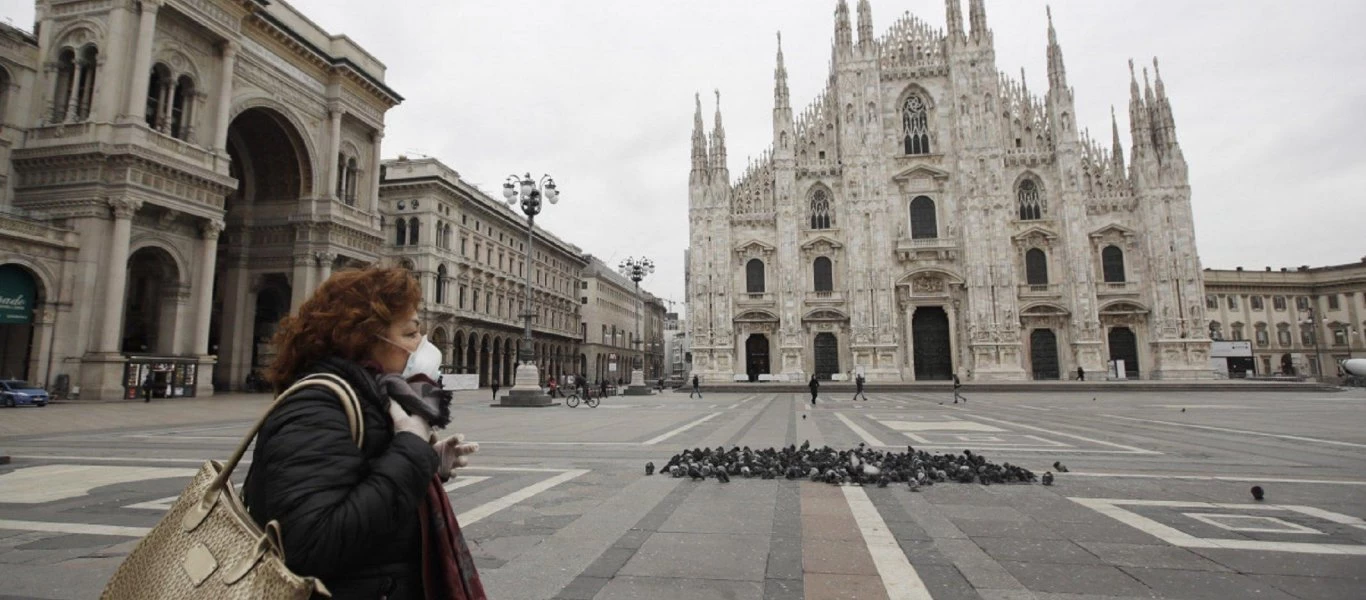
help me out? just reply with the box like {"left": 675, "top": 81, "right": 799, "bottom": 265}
{"left": 1, "top": 387, "right": 1364, "bottom": 599}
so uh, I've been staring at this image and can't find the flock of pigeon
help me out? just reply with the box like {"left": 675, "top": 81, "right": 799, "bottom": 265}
{"left": 646, "top": 441, "right": 1065, "bottom": 489}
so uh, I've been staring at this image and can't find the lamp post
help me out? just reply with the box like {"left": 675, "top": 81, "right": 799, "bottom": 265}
{"left": 619, "top": 256, "right": 654, "bottom": 395}
{"left": 496, "top": 172, "right": 560, "bottom": 407}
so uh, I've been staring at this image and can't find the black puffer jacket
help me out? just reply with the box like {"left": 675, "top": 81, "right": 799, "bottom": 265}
{"left": 244, "top": 357, "right": 439, "bottom": 599}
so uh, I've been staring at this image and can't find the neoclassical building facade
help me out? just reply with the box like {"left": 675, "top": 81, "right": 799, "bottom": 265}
{"left": 378, "top": 156, "right": 587, "bottom": 388}
{"left": 687, "top": 0, "right": 1211, "bottom": 382}
{"left": 578, "top": 255, "right": 667, "bottom": 385}
{"left": 0, "top": 0, "right": 395, "bottom": 399}
{"left": 1204, "top": 262, "right": 1366, "bottom": 379}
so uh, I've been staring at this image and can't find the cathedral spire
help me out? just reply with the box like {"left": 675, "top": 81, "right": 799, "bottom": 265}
{"left": 1151, "top": 57, "right": 1183, "bottom": 160}
{"left": 1110, "top": 105, "right": 1125, "bottom": 175}
{"left": 835, "top": 0, "right": 853, "bottom": 53}
{"left": 946, "top": 0, "right": 964, "bottom": 40}
{"left": 1046, "top": 6, "right": 1068, "bottom": 91}
{"left": 1127, "top": 59, "right": 1151, "bottom": 165}
{"left": 692, "top": 92, "right": 709, "bottom": 181}
{"left": 856, "top": 0, "right": 874, "bottom": 52}
{"left": 968, "top": 0, "right": 988, "bottom": 42}
{"left": 775, "top": 32, "right": 790, "bottom": 110}
{"left": 710, "top": 90, "right": 728, "bottom": 179}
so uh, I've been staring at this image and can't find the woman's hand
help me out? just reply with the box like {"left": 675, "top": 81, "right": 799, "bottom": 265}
{"left": 434, "top": 433, "right": 479, "bottom": 480}
{"left": 388, "top": 401, "right": 433, "bottom": 442}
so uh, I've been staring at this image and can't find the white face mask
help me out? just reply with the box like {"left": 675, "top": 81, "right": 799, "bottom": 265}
{"left": 386, "top": 335, "right": 443, "bottom": 381}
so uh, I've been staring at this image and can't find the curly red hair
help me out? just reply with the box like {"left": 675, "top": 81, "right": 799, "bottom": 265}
{"left": 265, "top": 266, "right": 421, "bottom": 391}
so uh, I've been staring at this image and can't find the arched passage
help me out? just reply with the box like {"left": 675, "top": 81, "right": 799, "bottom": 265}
{"left": 122, "top": 246, "right": 182, "bottom": 355}
{"left": 1108, "top": 327, "right": 1140, "bottom": 379}
{"left": 0, "top": 264, "right": 42, "bottom": 381}
{"left": 211, "top": 106, "right": 312, "bottom": 390}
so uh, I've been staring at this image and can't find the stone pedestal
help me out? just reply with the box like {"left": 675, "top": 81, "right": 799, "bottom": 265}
{"left": 496, "top": 363, "right": 557, "bottom": 407}
{"left": 79, "top": 353, "right": 131, "bottom": 401}
{"left": 624, "top": 368, "right": 652, "bottom": 396}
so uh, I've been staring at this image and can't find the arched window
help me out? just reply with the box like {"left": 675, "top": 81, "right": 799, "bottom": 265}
{"left": 336, "top": 154, "right": 347, "bottom": 198}
{"left": 73, "top": 45, "right": 98, "bottom": 120}
{"left": 344, "top": 157, "right": 359, "bottom": 206}
{"left": 436, "top": 264, "right": 448, "bottom": 304}
{"left": 813, "top": 257, "right": 833, "bottom": 292}
{"left": 901, "top": 93, "right": 930, "bottom": 155}
{"left": 1017, "top": 179, "right": 1043, "bottom": 220}
{"left": 145, "top": 64, "right": 169, "bottom": 130}
{"left": 746, "top": 259, "right": 765, "bottom": 294}
{"left": 395, "top": 218, "right": 407, "bottom": 246}
{"left": 1025, "top": 248, "right": 1048, "bottom": 286}
{"left": 53, "top": 48, "right": 76, "bottom": 122}
{"left": 909, "top": 196, "right": 937, "bottom": 239}
{"left": 1101, "top": 245, "right": 1126, "bottom": 283}
{"left": 170, "top": 75, "right": 195, "bottom": 140}
{"left": 809, "top": 187, "right": 832, "bottom": 229}
{"left": 408, "top": 217, "right": 419, "bottom": 245}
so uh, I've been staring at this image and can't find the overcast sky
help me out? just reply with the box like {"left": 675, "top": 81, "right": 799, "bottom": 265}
{"left": 4, "top": 0, "right": 1364, "bottom": 315}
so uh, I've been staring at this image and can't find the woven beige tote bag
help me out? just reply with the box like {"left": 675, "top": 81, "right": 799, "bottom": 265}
{"left": 101, "top": 373, "right": 364, "bottom": 599}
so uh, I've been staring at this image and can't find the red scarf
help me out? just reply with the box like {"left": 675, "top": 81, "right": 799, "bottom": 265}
{"left": 419, "top": 476, "right": 487, "bottom": 600}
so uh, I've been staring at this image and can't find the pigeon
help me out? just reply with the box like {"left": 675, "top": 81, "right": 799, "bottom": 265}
{"left": 1053, "top": 461, "right": 1070, "bottom": 473}
{"left": 1041, "top": 471, "right": 1054, "bottom": 486}
{"left": 716, "top": 470, "right": 730, "bottom": 483}
{"left": 802, "top": 414, "right": 807, "bottom": 419}
{"left": 1251, "top": 485, "right": 1265, "bottom": 501}
{"left": 1181, "top": 408, "right": 1186, "bottom": 413}
{"left": 645, "top": 462, "right": 655, "bottom": 476}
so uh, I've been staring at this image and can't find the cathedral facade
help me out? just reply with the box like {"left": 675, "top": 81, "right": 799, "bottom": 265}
{"left": 687, "top": 0, "right": 1212, "bottom": 383}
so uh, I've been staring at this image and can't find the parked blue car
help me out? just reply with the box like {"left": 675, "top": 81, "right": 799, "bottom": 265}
{"left": 1, "top": 380, "right": 49, "bottom": 407}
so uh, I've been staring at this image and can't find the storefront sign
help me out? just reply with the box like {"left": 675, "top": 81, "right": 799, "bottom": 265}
{"left": 0, "top": 266, "right": 36, "bottom": 324}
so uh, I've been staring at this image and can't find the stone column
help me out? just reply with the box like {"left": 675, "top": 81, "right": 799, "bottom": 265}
{"left": 290, "top": 254, "right": 315, "bottom": 313}
{"left": 368, "top": 130, "right": 384, "bottom": 213}
{"left": 214, "top": 41, "right": 237, "bottom": 152}
{"left": 192, "top": 220, "right": 224, "bottom": 355}
{"left": 65, "top": 59, "right": 86, "bottom": 122}
{"left": 99, "top": 198, "right": 140, "bottom": 353}
{"left": 316, "top": 251, "right": 335, "bottom": 285}
{"left": 947, "top": 301, "right": 960, "bottom": 377}
{"left": 124, "top": 0, "right": 161, "bottom": 122}
{"left": 903, "top": 303, "right": 916, "bottom": 376}
{"left": 325, "top": 107, "right": 343, "bottom": 199}
{"left": 156, "top": 78, "right": 173, "bottom": 132}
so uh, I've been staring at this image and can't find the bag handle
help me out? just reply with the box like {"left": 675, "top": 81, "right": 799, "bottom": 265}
{"left": 209, "top": 375, "right": 364, "bottom": 499}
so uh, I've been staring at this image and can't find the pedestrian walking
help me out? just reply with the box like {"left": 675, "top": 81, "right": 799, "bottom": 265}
{"left": 809, "top": 374, "right": 820, "bottom": 405}
{"left": 953, "top": 373, "right": 966, "bottom": 404}
{"left": 1076, "top": 366, "right": 1085, "bottom": 381}
{"left": 243, "top": 266, "right": 485, "bottom": 599}
{"left": 491, "top": 379, "right": 500, "bottom": 402}
{"left": 600, "top": 378, "right": 609, "bottom": 399}
{"left": 547, "top": 376, "right": 559, "bottom": 398}
{"left": 690, "top": 374, "right": 702, "bottom": 398}
{"left": 141, "top": 372, "right": 153, "bottom": 403}
{"left": 853, "top": 373, "right": 868, "bottom": 401}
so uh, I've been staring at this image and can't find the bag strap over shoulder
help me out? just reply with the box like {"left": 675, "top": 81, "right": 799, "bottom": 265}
{"left": 211, "top": 374, "right": 365, "bottom": 494}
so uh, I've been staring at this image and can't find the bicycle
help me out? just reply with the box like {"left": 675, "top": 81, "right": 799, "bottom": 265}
{"left": 565, "top": 390, "right": 599, "bottom": 408}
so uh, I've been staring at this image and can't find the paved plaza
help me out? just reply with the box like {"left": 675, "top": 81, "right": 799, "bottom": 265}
{"left": 1, "top": 387, "right": 1364, "bottom": 599}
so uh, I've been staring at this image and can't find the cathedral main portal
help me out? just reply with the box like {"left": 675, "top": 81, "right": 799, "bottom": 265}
{"left": 913, "top": 307, "right": 952, "bottom": 380}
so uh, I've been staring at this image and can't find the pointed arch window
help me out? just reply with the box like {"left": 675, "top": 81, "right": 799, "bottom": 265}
{"left": 1025, "top": 248, "right": 1048, "bottom": 286}
{"left": 1101, "top": 245, "right": 1126, "bottom": 283}
{"left": 75, "top": 46, "right": 97, "bottom": 120}
{"left": 52, "top": 49, "right": 77, "bottom": 122}
{"left": 746, "top": 259, "right": 766, "bottom": 294}
{"left": 436, "top": 264, "right": 448, "bottom": 304}
{"left": 809, "top": 187, "right": 833, "bottom": 229}
{"left": 408, "top": 217, "right": 419, "bottom": 245}
{"left": 1017, "top": 179, "right": 1043, "bottom": 220}
{"left": 813, "top": 257, "right": 833, "bottom": 292}
{"left": 145, "top": 63, "right": 170, "bottom": 130}
{"left": 395, "top": 218, "right": 407, "bottom": 246}
{"left": 170, "top": 75, "right": 195, "bottom": 141}
{"left": 901, "top": 93, "right": 930, "bottom": 155}
{"left": 909, "top": 196, "right": 937, "bottom": 239}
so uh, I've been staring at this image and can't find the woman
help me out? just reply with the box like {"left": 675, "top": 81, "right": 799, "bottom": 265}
{"left": 244, "top": 267, "right": 484, "bottom": 600}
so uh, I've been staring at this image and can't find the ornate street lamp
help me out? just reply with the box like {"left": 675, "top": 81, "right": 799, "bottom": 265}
{"left": 619, "top": 256, "right": 654, "bottom": 395}
{"left": 497, "top": 172, "right": 559, "bottom": 407}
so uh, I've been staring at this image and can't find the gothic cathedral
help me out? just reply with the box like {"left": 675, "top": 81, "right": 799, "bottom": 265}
{"left": 686, "top": 0, "right": 1211, "bottom": 383}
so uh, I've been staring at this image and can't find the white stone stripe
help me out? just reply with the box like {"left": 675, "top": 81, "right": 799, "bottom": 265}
{"left": 457, "top": 469, "right": 589, "bottom": 526}
{"left": 841, "top": 486, "right": 933, "bottom": 600}
{"left": 0, "top": 519, "right": 149, "bottom": 538}
{"left": 1061, "top": 472, "right": 1366, "bottom": 485}
{"left": 1105, "top": 415, "right": 1366, "bottom": 449}
{"left": 834, "top": 412, "right": 887, "bottom": 448}
{"left": 443, "top": 476, "right": 489, "bottom": 492}
{"left": 968, "top": 414, "right": 1161, "bottom": 455}
{"left": 642, "top": 412, "right": 721, "bottom": 445}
